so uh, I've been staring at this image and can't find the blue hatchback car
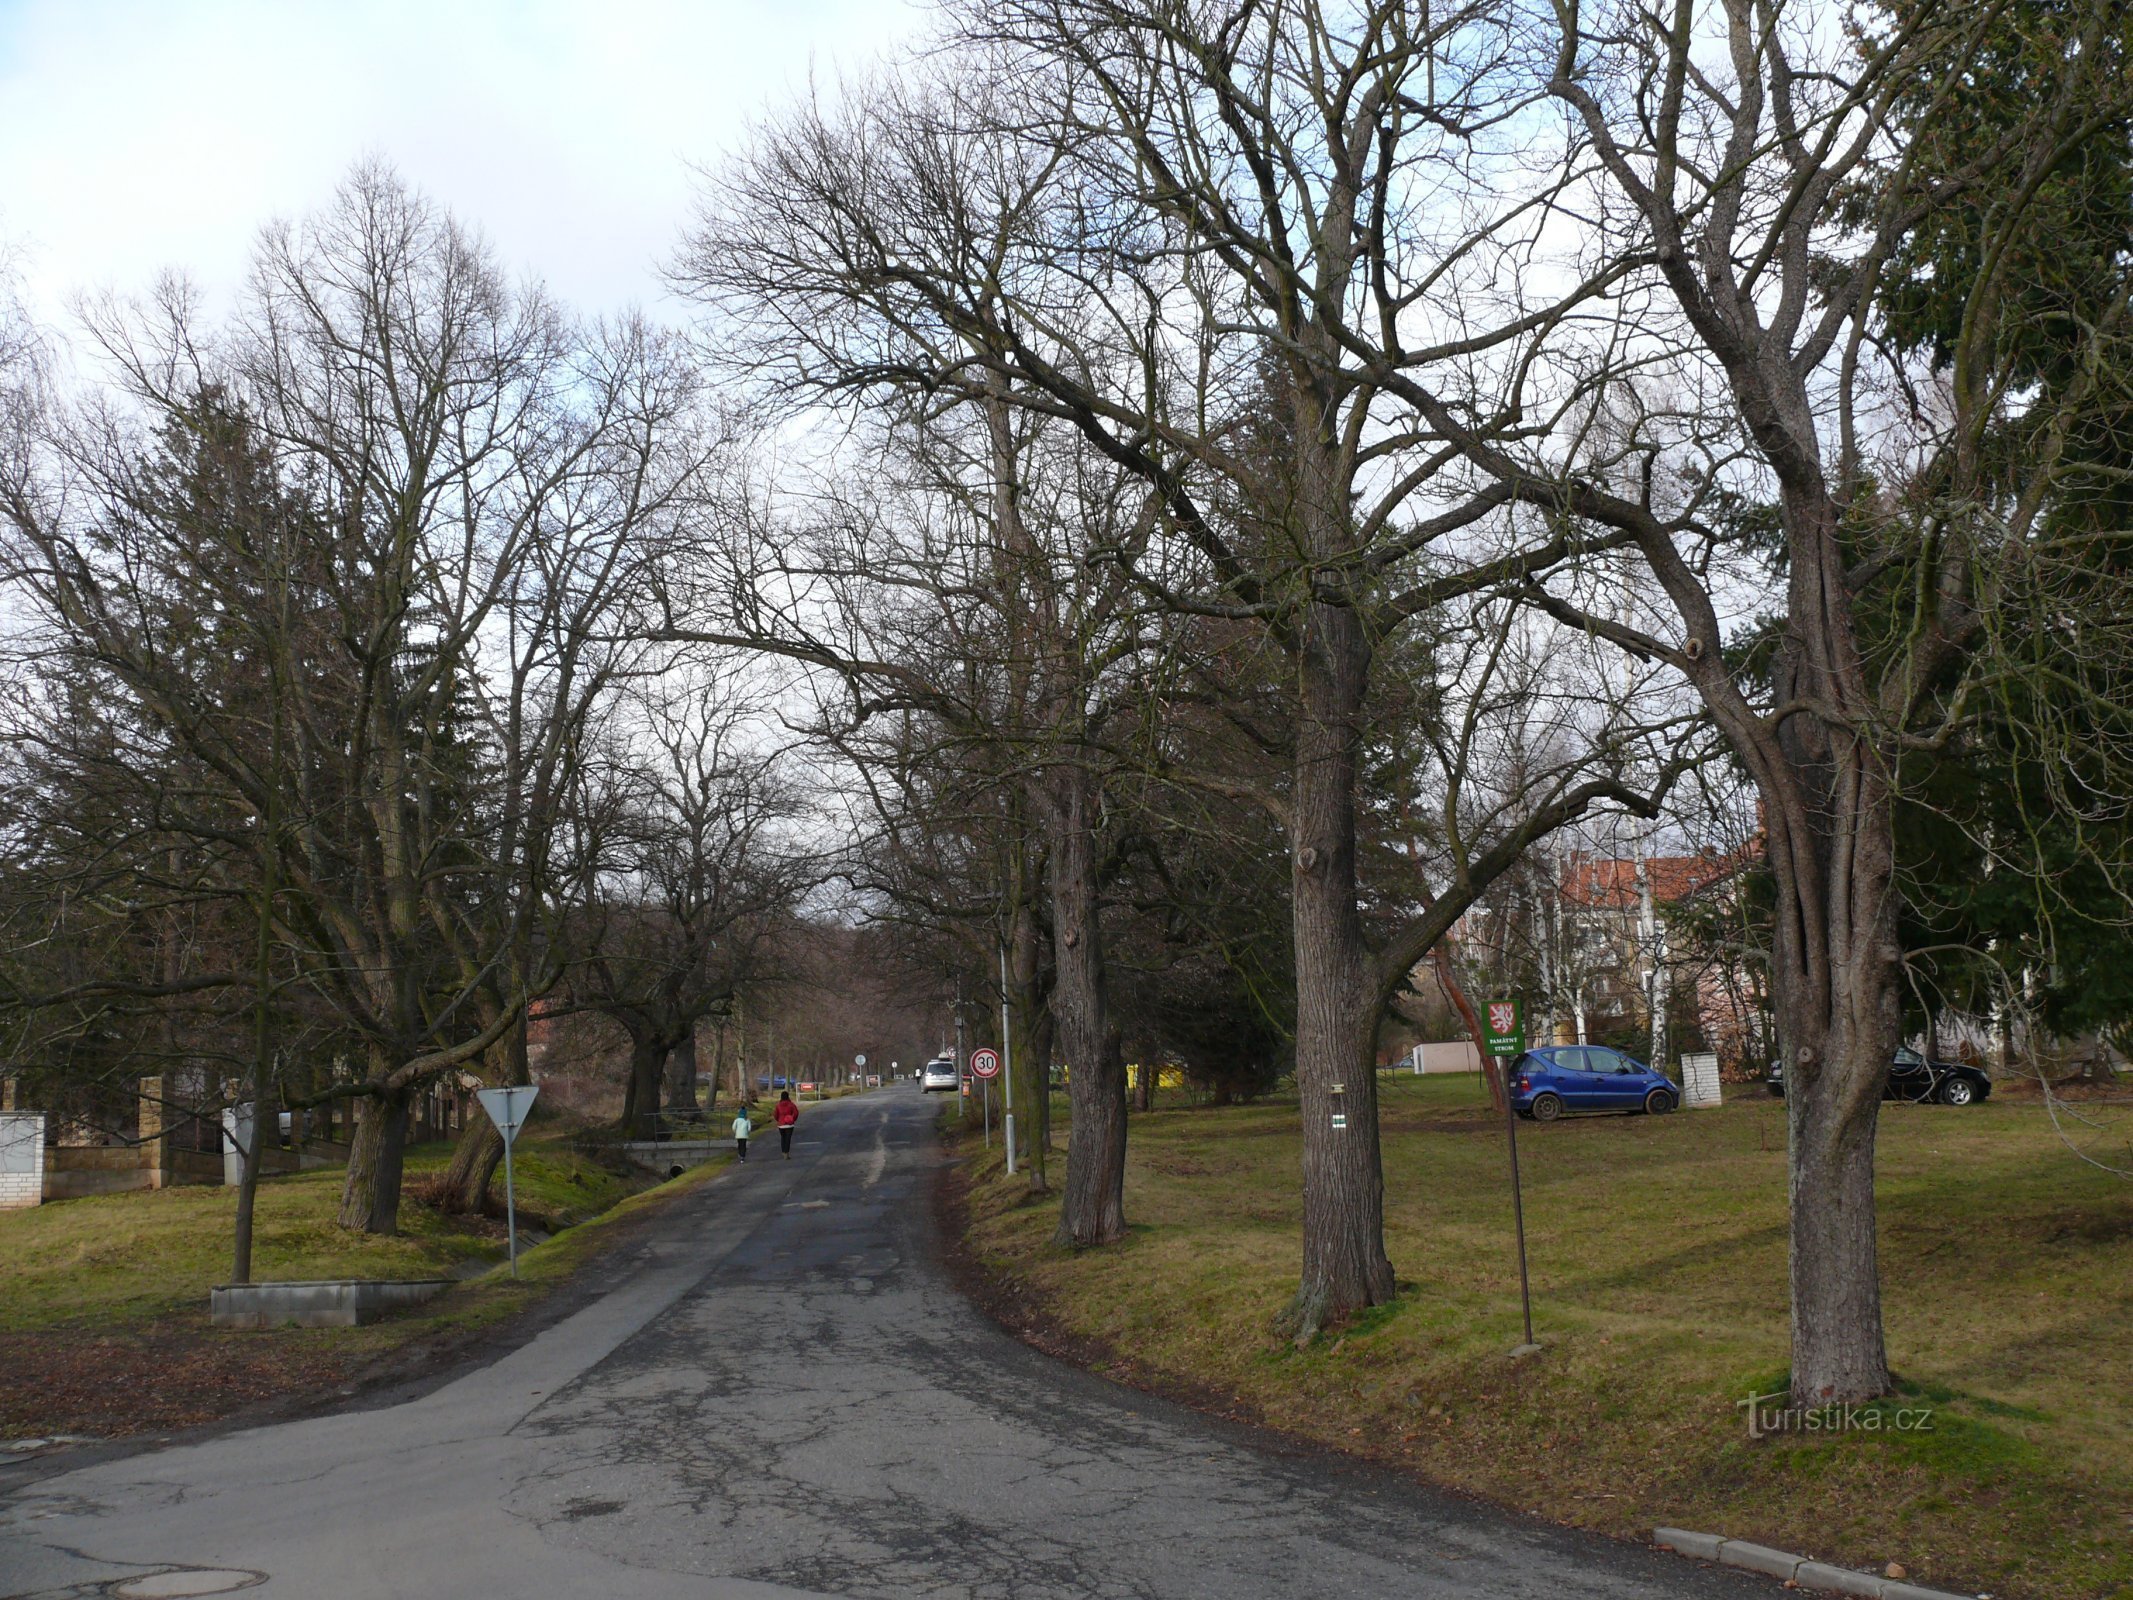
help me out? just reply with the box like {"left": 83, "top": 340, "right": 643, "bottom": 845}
{"left": 1511, "top": 1045, "right": 1679, "bottom": 1121}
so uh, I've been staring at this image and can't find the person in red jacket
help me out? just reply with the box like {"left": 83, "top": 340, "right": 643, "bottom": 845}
{"left": 774, "top": 1089, "right": 799, "bottom": 1158}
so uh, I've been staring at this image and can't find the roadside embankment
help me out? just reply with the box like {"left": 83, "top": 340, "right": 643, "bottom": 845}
{"left": 942, "top": 1075, "right": 2133, "bottom": 1600}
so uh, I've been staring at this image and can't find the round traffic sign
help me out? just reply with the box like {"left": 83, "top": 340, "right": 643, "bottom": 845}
{"left": 854, "top": 1053, "right": 867, "bottom": 1067}
{"left": 969, "top": 1046, "right": 1001, "bottom": 1080}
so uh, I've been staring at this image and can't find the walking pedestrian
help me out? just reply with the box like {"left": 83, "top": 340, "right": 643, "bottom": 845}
{"left": 774, "top": 1089, "right": 799, "bottom": 1158}
{"left": 731, "top": 1105, "right": 752, "bottom": 1163}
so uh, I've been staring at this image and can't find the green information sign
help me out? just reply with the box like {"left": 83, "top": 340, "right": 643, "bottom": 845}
{"left": 1482, "top": 997, "right": 1525, "bottom": 1057}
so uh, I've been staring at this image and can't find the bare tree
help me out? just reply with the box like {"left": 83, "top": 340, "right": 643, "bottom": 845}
{"left": 0, "top": 165, "right": 694, "bottom": 1234}
{"left": 757, "top": 10, "right": 1695, "bottom": 1332}
{"left": 1438, "top": 0, "right": 2133, "bottom": 1401}
{"left": 572, "top": 664, "right": 807, "bottom": 1139}
{"left": 674, "top": 91, "right": 1177, "bottom": 1235}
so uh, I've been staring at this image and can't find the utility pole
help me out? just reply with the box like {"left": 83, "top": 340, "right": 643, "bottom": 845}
{"left": 999, "top": 945, "right": 1017, "bottom": 1176}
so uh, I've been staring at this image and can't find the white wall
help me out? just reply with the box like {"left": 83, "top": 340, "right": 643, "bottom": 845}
{"left": 1408, "top": 1042, "right": 1484, "bottom": 1074}
{"left": 0, "top": 1112, "right": 46, "bottom": 1207}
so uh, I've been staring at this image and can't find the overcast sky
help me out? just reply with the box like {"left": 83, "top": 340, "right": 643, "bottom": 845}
{"left": 0, "top": 0, "right": 923, "bottom": 324}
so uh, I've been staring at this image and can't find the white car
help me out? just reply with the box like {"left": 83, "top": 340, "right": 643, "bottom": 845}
{"left": 920, "top": 1057, "right": 959, "bottom": 1093}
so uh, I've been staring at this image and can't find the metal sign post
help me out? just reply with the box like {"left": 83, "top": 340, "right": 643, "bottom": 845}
{"left": 476, "top": 1085, "right": 540, "bottom": 1278}
{"left": 1483, "top": 999, "right": 1538, "bottom": 1354}
{"left": 970, "top": 1046, "right": 1001, "bottom": 1155}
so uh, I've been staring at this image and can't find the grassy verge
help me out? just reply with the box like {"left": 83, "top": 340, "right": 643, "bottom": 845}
{"left": 951, "top": 1075, "right": 2133, "bottom": 1600}
{"left": 0, "top": 1136, "right": 729, "bottom": 1439}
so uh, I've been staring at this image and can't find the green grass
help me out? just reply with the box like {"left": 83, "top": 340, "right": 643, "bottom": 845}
{"left": 0, "top": 1136, "right": 734, "bottom": 1441}
{"left": 0, "top": 1135, "right": 676, "bottom": 1335}
{"left": 955, "top": 1076, "right": 2133, "bottom": 1600}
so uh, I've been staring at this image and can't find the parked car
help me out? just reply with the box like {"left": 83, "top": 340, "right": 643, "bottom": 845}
{"left": 920, "top": 1056, "right": 960, "bottom": 1093}
{"left": 1766, "top": 1047, "right": 1991, "bottom": 1106}
{"left": 1511, "top": 1045, "right": 1679, "bottom": 1121}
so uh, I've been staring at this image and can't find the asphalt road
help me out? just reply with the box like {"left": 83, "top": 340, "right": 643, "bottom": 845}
{"left": 0, "top": 1089, "right": 1776, "bottom": 1600}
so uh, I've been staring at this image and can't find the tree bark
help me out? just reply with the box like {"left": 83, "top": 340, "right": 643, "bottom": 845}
{"left": 1009, "top": 895, "right": 1049, "bottom": 1192}
{"left": 337, "top": 1074, "right": 411, "bottom": 1234}
{"left": 232, "top": 842, "right": 278, "bottom": 1284}
{"left": 1282, "top": 595, "right": 1396, "bottom": 1338}
{"left": 705, "top": 1018, "right": 728, "bottom": 1113}
{"left": 1029, "top": 1000, "right": 1056, "bottom": 1151}
{"left": 1765, "top": 554, "right": 1901, "bottom": 1402}
{"left": 442, "top": 1119, "right": 503, "bottom": 1216}
{"left": 621, "top": 1030, "right": 668, "bottom": 1140}
{"left": 666, "top": 1022, "right": 701, "bottom": 1113}
{"left": 1048, "top": 765, "right": 1126, "bottom": 1246}
{"left": 442, "top": 1009, "right": 527, "bottom": 1213}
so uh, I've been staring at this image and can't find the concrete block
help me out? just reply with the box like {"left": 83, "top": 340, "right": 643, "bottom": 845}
{"left": 1796, "top": 1560, "right": 1887, "bottom": 1596}
{"left": 1720, "top": 1541, "right": 1804, "bottom": 1581}
{"left": 1654, "top": 1528, "right": 1727, "bottom": 1562}
{"left": 620, "top": 1138, "right": 721, "bottom": 1174}
{"left": 211, "top": 1279, "right": 453, "bottom": 1329}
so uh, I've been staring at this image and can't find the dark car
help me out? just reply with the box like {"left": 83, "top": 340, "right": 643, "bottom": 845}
{"left": 1510, "top": 1045, "right": 1679, "bottom": 1121}
{"left": 1766, "top": 1046, "right": 1990, "bottom": 1106}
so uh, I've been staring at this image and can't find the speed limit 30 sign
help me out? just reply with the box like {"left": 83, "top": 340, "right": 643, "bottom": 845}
{"left": 969, "top": 1046, "right": 1002, "bottom": 1080}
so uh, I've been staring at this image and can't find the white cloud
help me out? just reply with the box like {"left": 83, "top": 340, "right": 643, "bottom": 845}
{"left": 0, "top": 0, "right": 923, "bottom": 323}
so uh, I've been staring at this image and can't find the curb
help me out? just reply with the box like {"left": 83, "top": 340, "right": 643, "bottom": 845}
{"left": 1653, "top": 1528, "right": 1976, "bottom": 1600}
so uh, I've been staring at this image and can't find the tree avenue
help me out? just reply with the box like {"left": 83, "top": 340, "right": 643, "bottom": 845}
{"left": 4, "top": 0, "right": 2132, "bottom": 1415}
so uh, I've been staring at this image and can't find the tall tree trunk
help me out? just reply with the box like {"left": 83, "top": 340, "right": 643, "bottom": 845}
{"left": 442, "top": 1011, "right": 525, "bottom": 1214}
{"left": 622, "top": 1031, "right": 667, "bottom": 1140}
{"left": 1029, "top": 1001, "right": 1056, "bottom": 1151}
{"left": 704, "top": 1018, "right": 727, "bottom": 1113}
{"left": 232, "top": 842, "right": 278, "bottom": 1284}
{"left": 1010, "top": 897, "right": 1048, "bottom": 1192}
{"left": 337, "top": 1069, "right": 411, "bottom": 1234}
{"left": 1048, "top": 766, "right": 1126, "bottom": 1246}
{"left": 1282, "top": 597, "right": 1395, "bottom": 1339}
{"left": 666, "top": 1022, "right": 700, "bottom": 1113}
{"left": 1768, "top": 733, "right": 1900, "bottom": 1403}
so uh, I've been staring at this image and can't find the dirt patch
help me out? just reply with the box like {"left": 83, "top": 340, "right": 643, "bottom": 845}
{"left": 1991, "top": 1076, "right": 2133, "bottom": 1103}
{"left": 1377, "top": 1116, "right": 1498, "bottom": 1136}
{"left": 2041, "top": 1206, "right": 2133, "bottom": 1245}
{"left": 0, "top": 1325, "right": 356, "bottom": 1439}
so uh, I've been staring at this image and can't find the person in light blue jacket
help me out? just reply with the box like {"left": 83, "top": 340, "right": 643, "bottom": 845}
{"left": 730, "top": 1107, "right": 752, "bottom": 1162}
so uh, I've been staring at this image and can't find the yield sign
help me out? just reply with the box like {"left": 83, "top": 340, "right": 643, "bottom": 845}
{"left": 476, "top": 1085, "right": 540, "bottom": 1143}
{"left": 969, "top": 1047, "right": 1002, "bottom": 1080}
{"left": 476, "top": 1085, "right": 540, "bottom": 1278}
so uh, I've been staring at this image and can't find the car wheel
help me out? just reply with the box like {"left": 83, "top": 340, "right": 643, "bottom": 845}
{"left": 1941, "top": 1077, "right": 1976, "bottom": 1107}
{"left": 1530, "top": 1092, "right": 1563, "bottom": 1123}
{"left": 1644, "top": 1088, "right": 1676, "bottom": 1115}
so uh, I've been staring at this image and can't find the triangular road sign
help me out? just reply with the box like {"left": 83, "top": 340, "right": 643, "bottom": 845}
{"left": 476, "top": 1085, "right": 540, "bottom": 1143}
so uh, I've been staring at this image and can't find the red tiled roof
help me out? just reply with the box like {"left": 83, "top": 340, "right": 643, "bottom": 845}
{"left": 1555, "top": 848, "right": 1748, "bottom": 910}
